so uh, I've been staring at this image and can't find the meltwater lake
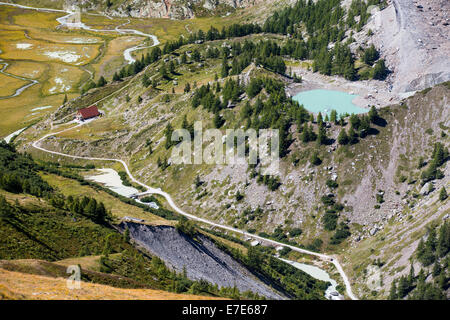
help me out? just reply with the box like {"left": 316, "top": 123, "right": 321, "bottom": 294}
{"left": 292, "top": 89, "right": 368, "bottom": 116}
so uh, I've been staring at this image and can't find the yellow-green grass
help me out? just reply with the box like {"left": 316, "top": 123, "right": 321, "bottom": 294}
{"left": 0, "top": 39, "right": 100, "bottom": 66}
{"left": 10, "top": 9, "right": 62, "bottom": 29}
{"left": 203, "top": 231, "right": 248, "bottom": 255}
{"left": 0, "top": 267, "right": 224, "bottom": 300}
{"left": 81, "top": 14, "right": 129, "bottom": 31}
{"left": 29, "top": 32, "right": 103, "bottom": 44}
{"left": 39, "top": 172, "right": 172, "bottom": 226}
{"left": 3, "top": 60, "right": 47, "bottom": 79}
{"left": 41, "top": 63, "right": 86, "bottom": 95}
{"left": 55, "top": 253, "right": 122, "bottom": 272}
{"left": 89, "top": 36, "right": 144, "bottom": 82}
{"left": 0, "top": 73, "right": 29, "bottom": 97}
{"left": 58, "top": 116, "right": 127, "bottom": 141}
{"left": 1, "top": 0, "right": 64, "bottom": 10}
{"left": 0, "top": 83, "right": 70, "bottom": 137}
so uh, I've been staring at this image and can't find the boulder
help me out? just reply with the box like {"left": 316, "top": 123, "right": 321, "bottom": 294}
{"left": 419, "top": 182, "right": 432, "bottom": 196}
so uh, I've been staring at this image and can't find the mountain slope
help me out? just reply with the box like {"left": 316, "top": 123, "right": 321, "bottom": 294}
{"left": 0, "top": 266, "right": 223, "bottom": 300}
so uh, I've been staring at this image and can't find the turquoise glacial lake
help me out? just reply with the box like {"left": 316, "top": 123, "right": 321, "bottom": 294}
{"left": 292, "top": 89, "right": 368, "bottom": 117}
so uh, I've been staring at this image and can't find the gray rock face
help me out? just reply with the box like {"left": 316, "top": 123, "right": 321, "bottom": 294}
{"left": 120, "top": 222, "right": 285, "bottom": 299}
{"left": 420, "top": 182, "right": 433, "bottom": 196}
{"left": 101, "top": 0, "right": 268, "bottom": 20}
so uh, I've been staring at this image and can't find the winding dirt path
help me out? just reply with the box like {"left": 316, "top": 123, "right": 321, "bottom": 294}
{"left": 31, "top": 122, "right": 358, "bottom": 300}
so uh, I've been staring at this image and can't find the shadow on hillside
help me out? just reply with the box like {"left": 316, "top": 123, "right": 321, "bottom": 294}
{"left": 373, "top": 117, "right": 387, "bottom": 127}
{"left": 366, "top": 127, "right": 380, "bottom": 136}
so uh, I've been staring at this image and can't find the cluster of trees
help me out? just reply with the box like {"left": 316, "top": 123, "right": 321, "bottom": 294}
{"left": 187, "top": 23, "right": 262, "bottom": 44}
{"left": 254, "top": 171, "right": 281, "bottom": 191}
{"left": 337, "top": 107, "right": 379, "bottom": 145}
{"left": 330, "top": 222, "right": 351, "bottom": 245}
{"left": 261, "top": 0, "right": 386, "bottom": 80}
{"left": 347, "top": 0, "right": 386, "bottom": 32}
{"left": 218, "top": 40, "right": 288, "bottom": 77}
{"left": 175, "top": 216, "right": 198, "bottom": 238}
{"left": 81, "top": 75, "right": 109, "bottom": 94}
{"left": 50, "top": 195, "right": 112, "bottom": 225}
{"left": 417, "top": 222, "right": 450, "bottom": 267}
{"left": 299, "top": 112, "right": 329, "bottom": 146}
{"left": 0, "top": 142, "right": 53, "bottom": 197}
{"left": 312, "top": 44, "right": 356, "bottom": 80}
{"left": 321, "top": 193, "right": 348, "bottom": 242}
{"left": 421, "top": 142, "right": 449, "bottom": 183}
{"left": 363, "top": 44, "right": 379, "bottom": 66}
{"left": 113, "top": 46, "right": 162, "bottom": 82}
{"left": 189, "top": 73, "right": 343, "bottom": 167}
{"left": 240, "top": 206, "right": 264, "bottom": 225}
{"left": 263, "top": 0, "right": 345, "bottom": 36}
{"left": 389, "top": 221, "right": 449, "bottom": 300}
{"left": 245, "top": 245, "right": 329, "bottom": 299}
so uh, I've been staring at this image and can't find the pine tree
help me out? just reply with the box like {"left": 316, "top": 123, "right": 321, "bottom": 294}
{"left": 437, "top": 221, "right": 449, "bottom": 257}
{"left": 168, "top": 60, "right": 175, "bottom": 73}
{"left": 397, "top": 275, "right": 409, "bottom": 298}
{"left": 372, "top": 59, "right": 387, "bottom": 80}
{"left": 164, "top": 123, "right": 174, "bottom": 149}
{"left": 97, "top": 76, "right": 107, "bottom": 87}
{"left": 123, "top": 227, "right": 130, "bottom": 242}
{"left": 432, "top": 261, "right": 441, "bottom": 277}
{"left": 221, "top": 57, "right": 229, "bottom": 78}
{"left": 142, "top": 74, "right": 151, "bottom": 87}
{"left": 368, "top": 106, "right": 379, "bottom": 123}
{"left": 63, "top": 94, "right": 68, "bottom": 105}
{"left": 317, "top": 112, "right": 323, "bottom": 128}
{"left": 213, "top": 113, "right": 224, "bottom": 128}
{"left": 112, "top": 72, "right": 121, "bottom": 82}
{"left": 389, "top": 280, "right": 398, "bottom": 300}
{"left": 348, "top": 126, "right": 358, "bottom": 144}
{"left": 407, "top": 263, "right": 415, "bottom": 286}
{"left": 160, "top": 64, "right": 168, "bottom": 79}
{"left": 330, "top": 110, "right": 338, "bottom": 124}
{"left": 439, "top": 187, "right": 448, "bottom": 201}
{"left": 317, "top": 125, "right": 328, "bottom": 145}
{"left": 337, "top": 128, "right": 349, "bottom": 145}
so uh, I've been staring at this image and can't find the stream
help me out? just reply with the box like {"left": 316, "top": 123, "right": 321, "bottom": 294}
{"left": 0, "top": 1, "right": 159, "bottom": 102}
{"left": 280, "top": 258, "right": 343, "bottom": 300}
{"left": 0, "top": 58, "right": 38, "bottom": 100}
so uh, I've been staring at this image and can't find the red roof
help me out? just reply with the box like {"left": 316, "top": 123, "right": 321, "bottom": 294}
{"left": 77, "top": 105, "right": 100, "bottom": 119}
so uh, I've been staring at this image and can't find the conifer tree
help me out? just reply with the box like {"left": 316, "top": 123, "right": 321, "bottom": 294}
{"left": 338, "top": 128, "right": 349, "bottom": 145}
{"left": 439, "top": 187, "right": 448, "bottom": 201}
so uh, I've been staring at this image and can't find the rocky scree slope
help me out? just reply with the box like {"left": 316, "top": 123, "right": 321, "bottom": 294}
{"left": 61, "top": 0, "right": 280, "bottom": 19}
{"left": 119, "top": 221, "right": 286, "bottom": 299}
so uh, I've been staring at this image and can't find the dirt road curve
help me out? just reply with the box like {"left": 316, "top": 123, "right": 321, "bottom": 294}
{"left": 32, "top": 122, "right": 358, "bottom": 300}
